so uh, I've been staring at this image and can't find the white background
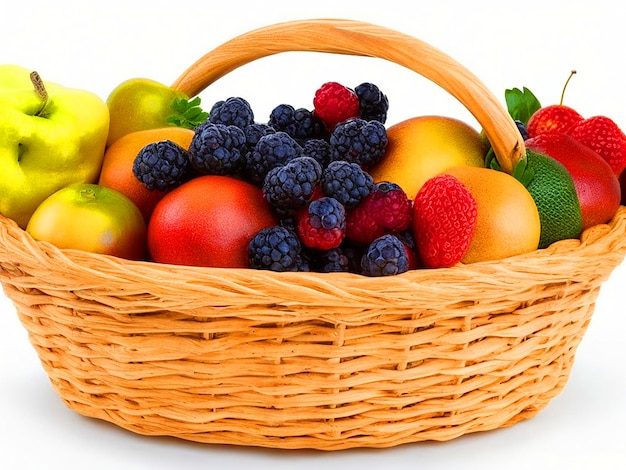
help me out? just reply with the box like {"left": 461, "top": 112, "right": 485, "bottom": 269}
{"left": 2, "top": 1, "right": 625, "bottom": 468}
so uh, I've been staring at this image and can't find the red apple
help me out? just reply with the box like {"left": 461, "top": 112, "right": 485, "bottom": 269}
{"left": 525, "top": 132, "right": 621, "bottom": 229}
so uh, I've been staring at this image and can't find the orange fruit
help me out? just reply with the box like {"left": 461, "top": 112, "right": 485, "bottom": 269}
{"left": 443, "top": 166, "right": 541, "bottom": 263}
{"left": 369, "top": 116, "right": 487, "bottom": 199}
{"left": 98, "top": 127, "right": 194, "bottom": 222}
{"left": 26, "top": 183, "right": 147, "bottom": 261}
{"left": 147, "top": 175, "right": 278, "bottom": 268}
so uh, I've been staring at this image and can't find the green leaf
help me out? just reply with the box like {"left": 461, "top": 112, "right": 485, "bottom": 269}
{"left": 484, "top": 148, "right": 501, "bottom": 171}
{"left": 167, "top": 96, "right": 209, "bottom": 129}
{"left": 505, "top": 87, "right": 541, "bottom": 126}
{"left": 511, "top": 156, "right": 536, "bottom": 187}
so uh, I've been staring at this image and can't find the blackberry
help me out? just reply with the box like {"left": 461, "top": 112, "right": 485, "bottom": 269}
{"left": 263, "top": 156, "right": 323, "bottom": 211}
{"left": 246, "top": 131, "right": 303, "bottom": 186}
{"left": 269, "top": 104, "right": 325, "bottom": 140}
{"left": 243, "top": 123, "right": 276, "bottom": 151}
{"left": 209, "top": 97, "right": 254, "bottom": 129}
{"left": 278, "top": 214, "right": 300, "bottom": 233}
{"left": 301, "top": 138, "right": 331, "bottom": 168}
{"left": 188, "top": 122, "right": 247, "bottom": 175}
{"left": 329, "top": 118, "right": 388, "bottom": 168}
{"left": 268, "top": 104, "right": 295, "bottom": 133}
{"left": 361, "top": 234, "right": 409, "bottom": 277}
{"left": 297, "top": 196, "right": 346, "bottom": 250}
{"left": 515, "top": 119, "right": 529, "bottom": 140}
{"left": 355, "top": 82, "right": 389, "bottom": 124}
{"left": 310, "top": 247, "right": 351, "bottom": 273}
{"left": 394, "top": 229, "right": 419, "bottom": 269}
{"left": 341, "top": 242, "right": 365, "bottom": 273}
{"left": 295, "top": 252, "right": 311, "bottom": 272}
{"left": 132, "top": 140, "right": 191, "bottom": 191}
{"left": 248, "top": 225, "right": 302, "bottom": 272}
{"left": 293, "top": 107, "right": 325, "bottom": 140}
{"left": 320, "top": 160, "right": 374, "bottom": 208}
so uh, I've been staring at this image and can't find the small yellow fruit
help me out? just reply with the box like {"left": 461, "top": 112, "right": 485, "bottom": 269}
{"left": 106, "top": 78, "right": 190, "bottom": 147}
{"left": 444, "top": 166, "right": 541, "bottom": 264}
{"left": 369, "top": 115, "right": 487, "bottom": 199}
{"left": 26, "top": 183, "right": 147, "bottom": 261}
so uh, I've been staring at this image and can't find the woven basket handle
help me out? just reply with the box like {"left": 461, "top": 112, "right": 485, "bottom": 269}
{"left": 170, "top": 19, "right": 525, "bottom": 174}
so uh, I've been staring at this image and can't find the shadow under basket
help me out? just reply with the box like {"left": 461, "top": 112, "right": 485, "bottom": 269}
{"left": 2, "top": 19, "right": 626, "bottom": 451}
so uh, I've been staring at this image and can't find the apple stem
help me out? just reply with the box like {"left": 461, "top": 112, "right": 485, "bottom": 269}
{"left": 559, "top": 70, "right": 576, "bottom": 105}
{"left": 30, "top": 71, "right": 49, "bottom": 116}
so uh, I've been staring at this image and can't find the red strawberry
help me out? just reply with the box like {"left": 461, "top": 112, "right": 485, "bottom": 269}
{"left": 412, "top": 174, "right": 477, "bottom": 268}
{"left": 345, "top": 182, "right": 412, "bottom": 245}
{"left": 527, "top": 104, "right": 583, "bottom": 138}
{"left": 620, "top": 170, "right": 626, "bottom": 206}
{"left": 313, "top": 82, "right": 360, "bottom": 131}
{"left": 568, "top": 115, "right": 626, "bottom": 177}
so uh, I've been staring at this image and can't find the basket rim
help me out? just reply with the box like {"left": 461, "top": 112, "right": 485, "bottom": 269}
{"left": 1, "top": 206, "right": 625, "bottom": 291}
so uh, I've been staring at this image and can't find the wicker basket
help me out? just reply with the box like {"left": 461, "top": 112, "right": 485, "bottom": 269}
{"left": 2, "top": 19, "right": 626, "bottom": 451}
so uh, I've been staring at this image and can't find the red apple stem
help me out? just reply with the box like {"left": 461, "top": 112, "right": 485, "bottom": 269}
{"left": 560, "top": 70, "right": 576, "bottom": 105}
{"left": 30, "top": 71, "right": 49, "bottom": 116}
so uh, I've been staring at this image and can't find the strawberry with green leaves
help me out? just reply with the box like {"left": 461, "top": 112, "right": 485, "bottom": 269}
{"left": 505, "top": 72, "right": 626, "bottom": 178}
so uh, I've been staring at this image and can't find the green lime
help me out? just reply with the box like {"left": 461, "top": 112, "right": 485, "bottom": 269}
{"left": 524, "top": 150, "right": 583, "bottom": 249}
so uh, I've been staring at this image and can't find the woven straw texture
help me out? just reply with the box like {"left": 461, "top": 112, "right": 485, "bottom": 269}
{"left": 1, "top": 19, "right": 626, "bottom": 451}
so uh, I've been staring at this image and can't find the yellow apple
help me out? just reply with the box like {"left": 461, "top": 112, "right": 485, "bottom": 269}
{"left": 369, "top": 116, "right": 487, "bottom": 199}
{"left": 0, "top": 65, "right": 109, "bottom": 228}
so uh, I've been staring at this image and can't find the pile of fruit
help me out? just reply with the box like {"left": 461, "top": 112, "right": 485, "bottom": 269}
{"left": 1, "top": 66, "right": 624, "bottom": 276}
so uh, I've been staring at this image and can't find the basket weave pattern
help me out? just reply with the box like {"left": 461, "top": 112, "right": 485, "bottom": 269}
{"left": 2, "top": 206, "right": 625, "bottom": 450}
{"left": 1, "top": 20, "right": 626, "bottom": 451}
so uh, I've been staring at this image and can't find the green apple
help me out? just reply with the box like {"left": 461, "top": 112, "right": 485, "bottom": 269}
{"left": 0, "top": 65, "right": 109, "bottom": 228}
{"left": 369, "top": 116, "right": 488, "bottom": 200}
{"left": 106, "top": 78, "right": 208, "bottom": 147}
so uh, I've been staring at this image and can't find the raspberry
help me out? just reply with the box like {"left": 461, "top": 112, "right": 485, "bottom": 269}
{"left": 188, "top": 122, "right": 247, "bottom": 175}
{"left": 368, "top": 182, "right": 413, "bottom": 231}
{"left": 263, "top": 156, "right": 323, "bottom": 211}
{"left": 345, "top": 204, "right": 384, "bottom": 246}
{"left": 269, "top": 104, "right": 325, "bottom": 141}
{"left": 355, "top": 82, "right": 389, "bottom": 124}
{"left": 297, "top": 196, "right": 346, "bottom": 250}
{"left": 313, "top": 82, "right": 360, "bottom": 131}
{"left": 246, "top": 131, "right": 303, "bottom": 185}
{"left": 360, "top": 234, "right": 409, "bottom": 277}
{"left": 329, "top": 118, "right": 388, "bottom": 168}
{"left": 209, "top": 97, "right": 254, "bottom": 129}
{"left": 320, "top": 160, "right": 374, "bottom": 208}
{"left": 132, "top": 140, "right": 191, "bottom": 191}
{"left": 248, "top": 225, "right": 302, "bottom": 272}
{"left": 413, "top": 174, "right": 477, "bottom": 268}
{"left": 346, "top": 182, "right": 412, "bottom": 245}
